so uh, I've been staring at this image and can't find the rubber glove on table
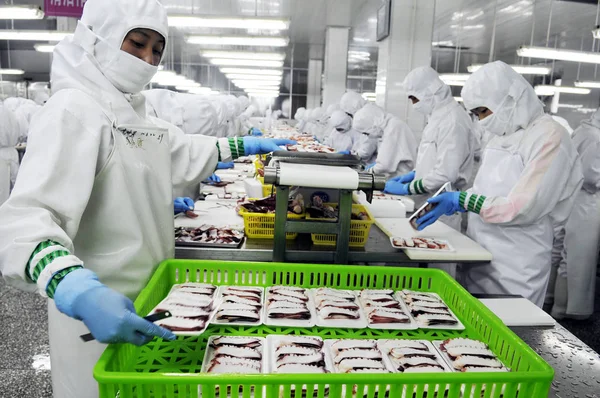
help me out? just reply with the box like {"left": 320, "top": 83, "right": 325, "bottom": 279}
{"left": 389, "top": 170, "right": 415, "bottom": 184}
{"left": 174, "top": 197, "right": 194, "bottom": 215}
{"left": 243, "top": 137, "right": 296, "bottom": 155}
{"left": 250, "top": 128, "right": 263, "bottom": 136}
{"left": 384, "top": 181, "right": 410, "bottom": 196}
{"left": 364, "top": 163, "right": 376, "bottom": 171}
{"left": 54, "top": 269, "right": 176, "bottom": 345}
{"left": 217, "top": 161, "right": 235, "bottom": 170}
{"left": 416, "top": 192, "right": 465, "bottom": 231}
{"left": 338, "top": 150, "right": 351, "bottom": 155}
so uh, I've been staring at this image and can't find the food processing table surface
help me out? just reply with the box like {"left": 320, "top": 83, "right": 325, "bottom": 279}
{"left": 175, "top": 223, "right": 493, "bottom": 265}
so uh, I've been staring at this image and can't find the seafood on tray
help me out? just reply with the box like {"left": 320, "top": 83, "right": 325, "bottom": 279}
{"left": 397, "top": 290, "right": 461, "bottom": 328}
{"left": 204, "top": 336, "right": 264, "bottom": 374}
{"left": 237, "top": 194, "right": 304, "bottom": 214}
{"left": 391, "top": 237, "right": 451, "bottom": 251}
{"left": 213, "top": 286, "right": 264, "bottom": 325}
{"left": 265, "top": 286, "right": 313, "bottom": 325}
{"left": 286, "top": 143, "right": 335, "bottom": 153}
{"left": 379, "top": 340, "right": 449, "bottom": 373}
{"left": 307, "top": 196, "right": 369, "bottom": 220}
{"left": 329, "top": 339, "right": 389, "bottom": 373}
{"left": 438, "top": 338, "right": 508, "bottom": 372}
{"left": 358, "top": 290, "right": 412, "bottom": 327}
{"left": 270, "top": 335, "right": 328, "bottom": 374}
{"left": 174, "top": 226, "right": 244, "bottom": 245}
{"left": 314, "top": 288, "right": 360, "bottom": 320}
{"left": 151, "top": 283, "right": 217, "bottom": 333}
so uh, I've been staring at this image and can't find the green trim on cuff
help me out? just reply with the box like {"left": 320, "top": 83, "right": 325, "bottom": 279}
{"left": 459, "top": 191, "right": 467, "bottom": 209}
{"left": 228, "top": 138, "right": 239, "bottom": 159}
{"left": 216, "top": 142, "right": 222, "bottom": 162}
{"left": 467, "top": 194, "right": 478, "bottom": 213}
{"left": 475, "top": 195, "right": 487, "bottom": 214}
{"left": 26, "top": 240, "right": 62, "bottom": 282}
{"left": 237, "top": 137, "right": 245, "bottom": 158}
{"left": 418, "top": 179, "right": 426, "bottom": 194}
{"left": 46, "top": 266, "right": 83, "bottom": 299}
{"left": 32, "top": 250, "right": 70, "bottom": 281}
{"left": 407, "top": 182, "right": 412, "bottom": 195}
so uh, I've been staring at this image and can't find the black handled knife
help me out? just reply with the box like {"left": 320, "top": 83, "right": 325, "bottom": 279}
{"left": 79, "top": 310, "right": 172, "bottom": 342}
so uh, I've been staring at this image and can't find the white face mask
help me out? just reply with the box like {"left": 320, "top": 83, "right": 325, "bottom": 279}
{"left": 478, "top": 113, "right": 507, "bottom": 136}
{"left": 412, "top": 98, "right": 433, "bottom": 115}
{"left": 95, "top": 35, "right": 158, "bottom": 94}
{"left": 365, "top": 126, "right": 383, "bottom": 139}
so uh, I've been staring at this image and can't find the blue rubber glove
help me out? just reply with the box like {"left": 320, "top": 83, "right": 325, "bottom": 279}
{"left": 389, "top": 170, "right": 416, "bottom": 184}
{"left": 54, "top": 269, "right": 176, "bottom": 345}
{"left": 415, "top": 192, "right": 466, "bottom": 231}
{"left": 384, "top": 181, "right": 410, "bottom": 195}
{"left": 242, "top": 137, "right": 296, "bottom": 155}
{"left": 338, "top": 150, "right": 351, "bottom": 155}
{"left": 174, "top": 197, "right": 194, "bottom": 215}
{"left": 313, "top": 136, "right": 320, "bottom": 143}
{"left": 207, "top": 173, "right": 222, "bottom": 183}
{"left": 365, "top": 163, "right": 376, "bottom": 171}
{"left": 217, "top": 161, "right": 235, "bottom": 170}
{"left": 250, "top": 128, "right": 263, "bottom": 136}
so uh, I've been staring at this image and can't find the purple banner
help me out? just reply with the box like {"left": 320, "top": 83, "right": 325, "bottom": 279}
{"left": 44, "top": 0, "right": 86, "bottom": 18}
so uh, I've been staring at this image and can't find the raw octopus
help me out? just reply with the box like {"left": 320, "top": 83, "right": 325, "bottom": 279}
{"left": 238, "top": 194, "right": 304, "bottom": 215}
{"left": 175, "top": 226, "right": 243, "bottom": 245}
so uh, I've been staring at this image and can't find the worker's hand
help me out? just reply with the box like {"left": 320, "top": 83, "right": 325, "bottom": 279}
{"left": 174, "top": 197, "right": 195, "bottom": 215}
{"left": 54, "top": 269, "right": 176, "bottom": 345}
{"left": 338, "top": 150, "right": 351, "bottom": 155}
{"left": 250, "top": 128, "right": 263, "bottom": 136}
{"left": 216, "top": 161, "right": 235, "bottom": 170}
{"left": 243, "top": 137, "right": 296, "bottom": 155}
{"left": 384, "top": 181, "right": 410, "bottom": 196}
{"left": 364, "top": 163, "right": 376, "bottom": 171}
{"left": 416, "top": 192, "right": 465, "bottom": 231}
{"left": 389, "top": 170, "right": 416, "bottom": 184}
{"left": 207, "top": 173, "right": 222, "bottom": 183}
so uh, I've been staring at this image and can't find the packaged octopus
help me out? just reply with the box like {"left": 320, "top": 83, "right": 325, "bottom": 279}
{"left": 201, "top": 336, "right": 266, "bottom": 374}
{"left": 407, "top": 182, "right": 450, "bottom": 230}
{"left": 149, "top": 283, "right": 218, "bottom": 335}
{"left": 378, "top": 340, "right": 452, "bottom": 374}
{"left": 434, "top": 338, "right": 510, "bottom": 373}
{"left": 326, "top": 339, "right": 390, "bottom": 374}
{"left": 264, "top": 286, "right": 316, "bottom": 327}
{"left": 358, "top": 289, "right": 417, "bottom": 330}
{"left": 390, "top": 237, "right": 453, "bottom": 252}
{"left": 211, "top": 286, "right": 264, "bottom": 326}
{"left": 175, "top": 225, "right": 244, "bottom": 247}
{"left": 313, "top": 288, "right": 368, "bottom": 329}
{"left": 267, "top": 335, "right": 330, "bottom": 374}
{"left": 396, "top": 290, "right": 465, "bottom": 330}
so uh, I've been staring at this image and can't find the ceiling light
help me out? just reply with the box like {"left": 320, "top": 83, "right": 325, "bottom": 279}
{"left": 593, "top": 26, "right": 600, "bottom": 40}
{"left": 0, "top": 5, "right": 44, "bottom": 20}
{"left": 169, "top": 15, "right": 289, "bottom": 30}
{"left": 468, "top": 64, "right": 551, "bottom": 75}
{"left": 534, "top": 85, "right": 590, "bottom": 95}
{"left": 187, "top": 35, "right": 289, "bottom": 47}
{"left": 574, "top": 80, "right": 600, "bottom": 89}
{"left": 439, "top": 73, "right": 471, "bottom": 81}
{"left": 454, "top": 97, "right": 464, "bottom": 102}
{"left": 34, "top": 43, "right": 55, "bottom": 53}
{"left": 209, "top": 58, "right": 283, "bottom": 67}
{"left": 0, "top": 68, "right": 24, "bottom": 75}
{"left": 443, "top": 80, "right": 466, "bottom": 87}
{"left": 201, "top": 50, "right": 285, "bottom": 61}
{"left": 220, "top": 68, "right": 283, "bottom": 76}
{"left": 175, "top": 84, "right": 201, "bottom": 91}
{"left": 188, "top": 87, "right": 213, "bottom": 95}
{"left": 518, "top": 45, "right": 600, "bottom": 64}
{"left": 226, "top": 74, "right": 281, "bottom": 81}
{"left": 233, "top": 81, "right": 281, "bottom": 88}
{"left": 0, "top": 30, "right": 69, "bottom": 41}
{"left": 433, "top": 40, "right": 454, "bottom": 47}
{"left": 558, "top": 103, "right": 583, "bottom": 109}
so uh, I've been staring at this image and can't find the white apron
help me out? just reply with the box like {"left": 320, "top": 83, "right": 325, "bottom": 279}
{"left": 0, "top": 158, "right": 9, "bottom": 205}
{"left": 48, "top": 118, "right": 174, "bottom": 398}
{"left": 560, "top": 189, "right": 600, "bottom": 316}
{"left": 465, "top": 145, "right": 553, "bottom": 308}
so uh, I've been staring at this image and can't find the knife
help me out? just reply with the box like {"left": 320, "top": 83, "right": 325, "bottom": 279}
{"left": 79, "top": 310, "right": 173, "bottom": 342}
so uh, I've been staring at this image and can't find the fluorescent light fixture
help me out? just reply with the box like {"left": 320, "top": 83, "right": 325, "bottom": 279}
{"left": 226, "top": 74, "right": 281, "bottom": 81}
{"left": 558, "top": 103, "right": 583, "bottom": 109}
{"left": 0, "top": 5, "right": 44, "bottom": 20}
{"left": 247, "top": 92, "right": 280, "bottom": 98}
{"left": 518, "top": 45, "right": 600, "bottom": 64}
{"left": 574, "top": 80, "right": 600, "bottom": 89}
{"left": 220, "top": 67, "right": 283, "bottom": 76}
{"left": 593, "top": 26, "right": 600, "bottom": 40}
{"left": 468, "top": 63, "right": 551, "bottom": 75}
{"left": 0, "top": 30, "right": 69, "bottom": 41}
{"left": 233, "top": 81, "right": 281, "bottom": 88}
{"left": 188, "top": 87, "right": 213, "bottom": 95}
{"left": 209, "top": 58, "right": 284, "bottom": 67}
{"left": 201, "top": 50, "right": 285, "bottom": 61}
{"left": 454, "top": 97, "right": 464, "bottom": 102}
{"left": 169, "top": 15, "right": 289, "bottom": 30}
{"left": 443, "top": 80, "right": 466, "bottom": 87}
{"left": 151, "top": 70, "right": 200, "bottom": 87}
{"left": 34, "top": 43, "right": 55, "bottom": 53}
{"left": 534, "top": 85, "right": 590, "bottom": 95}
{"left": 187, "top": 35, "right": 289, "bottom": 47}
{"left": 433, "top": 40, "right": 454, "bottom": 47}
{"left": 175, "top": 83, "right": 201, "bottom": 91}
{"left": 439, "top": 73, "right": 471, "bottom": 81}
{"left": 0, "top": 68, "right": 24, "bottom": 75}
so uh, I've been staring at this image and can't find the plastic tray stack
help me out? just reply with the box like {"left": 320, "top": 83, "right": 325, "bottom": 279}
{"left": 95, "top": 260, "right": 554, "bottom": 398}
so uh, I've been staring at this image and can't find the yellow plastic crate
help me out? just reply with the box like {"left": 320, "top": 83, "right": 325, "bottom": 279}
{"left": 306, "top": 203, "right": 374, "bottom": 247}
{"left": 256, "top": 176, "right": 276, "bottom": 197}
{"left": 239, "top": 206, "right": 304, "bottom": 240}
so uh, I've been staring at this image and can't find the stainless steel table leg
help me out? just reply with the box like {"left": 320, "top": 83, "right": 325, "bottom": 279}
{"left": 273, "top": 186, "right": 289, "bottom": 262}
{"left": 335, "top": 190, "right": 352, "bottom": 264}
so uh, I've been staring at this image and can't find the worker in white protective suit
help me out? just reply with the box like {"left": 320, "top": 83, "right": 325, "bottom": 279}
{"left": 309, "top": 107, "right": 328, "bottom": 142}
{"left": 13, "top": 100, "right": 41, "bottom": 143}
{"left": 295, "top": 107, "right": 307, "bottom": 132}
{"left": 551, "top": 108, "right": 600, "bottom": 319}
{"left": 224, "top": 95, "right": 242, "bottom": 137}
{"left": 325, "top": 110, "right": 360, "bottom": 152}
{"left": 340, "top": 90, "right": 366, "bottom": 117}
{"left": 0, "top": 105, "right": 20, "bottom": 201}
{"left": 414, "top": 61, "right": 582, "bottom": 307}
{"left": 353, "top": 103, "right": 417, "bottom": 177}
{"left": 0, "top": 1, "right": 292, "bottom": 397}
{"left": 2, "top": 96, "right": 27, "bottom": 112}
{"left": 208, "top": 98, "right": 230, "bottom": 138}
{"left": 384, "top": 66, "right": 475, "bottom": 229}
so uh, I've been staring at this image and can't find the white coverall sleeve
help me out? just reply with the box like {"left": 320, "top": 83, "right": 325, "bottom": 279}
{"left": 579, "top": 140, "right": 600, "bottom": 194}
{"left": 464, "top": 128, "right": 582, "bottom": 226}
{"left": 0, "top": 92, "right": 106, "bottom": 294}
{"left": 422, "top": 122, "right": 470, "bottom": 192}
{"left": 372, "top": 123, "right": 415, "bottom": 175}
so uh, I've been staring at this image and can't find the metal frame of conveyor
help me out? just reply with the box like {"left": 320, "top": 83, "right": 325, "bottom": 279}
{"left": 264, "top": 166, "right": 386, "bottom": 264}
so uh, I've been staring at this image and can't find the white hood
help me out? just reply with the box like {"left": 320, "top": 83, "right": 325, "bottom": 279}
{"left": 580, "top": 107, "right": 600, "bottom": 130}
{"left": 340, "top": 91, "right": 367, "bottom": 116}
{"left": 462, "top": 61, "right": 544, "bottom": 136}
{"left": 403, "top": 66, "right": 453, "bottom": 115}
{"left": 294, "top": 107, "right": 306, "bottom": 121}
{"left": 353, "top": 103, "right": 387, "bottom": 138}
{"left": 237, "top": 96, "right": 250, "bottom": 112}
{"left": 0, "top": 105, "right": 19, "bottom": 148}
{"left": 330, "top": 110, "right": 352, "bottom": 133}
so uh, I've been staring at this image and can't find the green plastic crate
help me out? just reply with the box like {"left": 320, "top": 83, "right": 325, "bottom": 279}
{"left": 95, "top": 260, "right": 554, "bottom": 398}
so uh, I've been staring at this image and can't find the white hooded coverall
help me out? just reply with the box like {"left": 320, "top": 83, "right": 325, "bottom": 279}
{"left": 461, "top": 61, "right": 582, "bottom": 307}
{"left": 353, "top": 103, "right": 417, "bottom": 177}
{"left": 0, "top": 105, "right": 20, "bottom": 194}
{"left": 0, "top": 1, "right": 241, "bottom": 396}
{"left": 340, "top": 90, "right": 367, "bottom": 116}
{"left": 325, "top": 110, "right": 360, "bottom": 152}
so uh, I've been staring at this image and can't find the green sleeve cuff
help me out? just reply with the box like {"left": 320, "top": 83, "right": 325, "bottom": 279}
{"left": 459, "top": 191, "right": 467, "bottom": 209}
{"left": 463, "top": 193, "right": 487, "bottom": 214}
{"left": 27, "top": 240, "right": 62, "bottom": 282}
{"left": 408, "top": 179, "right": 427, "bottom": 195}
{"left": 46, "top": 266, "right": 84, "bottom": 299}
